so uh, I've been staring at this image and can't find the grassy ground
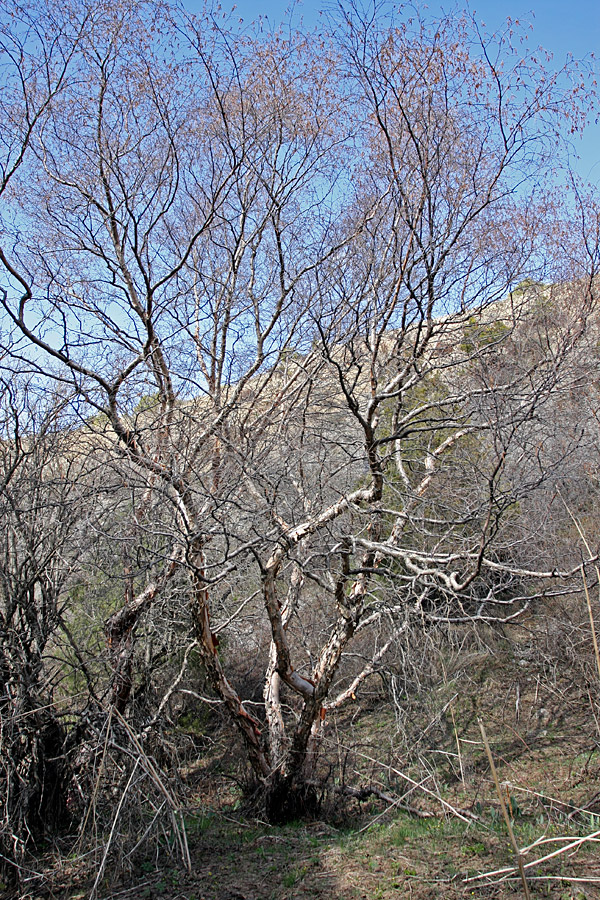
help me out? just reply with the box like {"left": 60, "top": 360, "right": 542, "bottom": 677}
{"left": 5, "top": 627, "right": 600, "bottom": 900}
{"left": 39, "top": 803, "right": 600, "bottom": 900}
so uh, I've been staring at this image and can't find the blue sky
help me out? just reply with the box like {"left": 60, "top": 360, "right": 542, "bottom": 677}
{"left": 193, "top": 0, "right": 600, "bottom": 184}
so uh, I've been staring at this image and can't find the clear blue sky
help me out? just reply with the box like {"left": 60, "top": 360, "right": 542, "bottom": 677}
{"left": 191, "top": 0, "right": 600, "bottom": 184}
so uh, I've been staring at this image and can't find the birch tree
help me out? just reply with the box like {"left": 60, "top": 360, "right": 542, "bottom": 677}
{"left": 0, "top": 0, "right": 598, "bottom": 823}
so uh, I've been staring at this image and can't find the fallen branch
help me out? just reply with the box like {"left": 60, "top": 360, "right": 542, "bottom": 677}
{"left": 338, "top": 783, "right": 435, "bottom": 819}
{"left": 465, "top": 826, "right": 600, "bottom": 883}
{"left": 321, "top": 735, "right": 477, "bottom": 824}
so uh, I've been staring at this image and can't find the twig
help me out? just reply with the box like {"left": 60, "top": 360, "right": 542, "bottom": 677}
{"left": 506, "top": 781, "right": 589, "bottom": 824}
{"left": 522, "top": 876, "right": 600, "bottom": 884}
{"left": 141, "top": 639, "right": 198, "bottom": 735}
{"left": 505, "top": 782, "right": 594, "bottom": 819}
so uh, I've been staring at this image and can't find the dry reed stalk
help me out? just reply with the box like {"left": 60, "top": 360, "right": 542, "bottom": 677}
{"left": 581, "top": 566, "right": 600, "bottom": 683}
{"left": 76, "top": 706, "right": 190, "bottom": 896}
{"left": 559, "top": 493, "right": 600, "bottom": 673}
{"left": 77, "top": 706, "right": 114, "bottom": 853}
{"left": 478, "top": 718, "right": 531, "bottom": 900}
{"left": 113, "top": 709, "right": 191, "bottom": 873}
{"left": 450, "top": 704, "right": 465, "bottom": 788}
{"left": 558, "top": 494, "right": 600, "bottom": 733}
{"left": 89, "top": 758, "right": 141, "bottom": 900}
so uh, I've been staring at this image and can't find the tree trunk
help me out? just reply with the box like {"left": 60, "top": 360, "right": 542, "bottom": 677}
{"left": 188, "top": 541, "right": 272, "bottom": 780}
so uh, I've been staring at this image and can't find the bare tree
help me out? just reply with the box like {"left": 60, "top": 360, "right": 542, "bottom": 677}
{"left": 0, "top": 380, "right": 97, "bottom": 873}
{"left": 0, "top": 0, "right": 598, "bottom": 824}
{"left": 210, "top": 8, "right": 600, "bottom": 817}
